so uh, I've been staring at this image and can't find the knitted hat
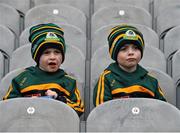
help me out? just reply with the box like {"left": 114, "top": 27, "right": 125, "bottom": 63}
{"left": 29, "top": 23, "right": 66, "bottom": 63}
{"left": 108, "top": 24, "right": 144, "bottom": 61}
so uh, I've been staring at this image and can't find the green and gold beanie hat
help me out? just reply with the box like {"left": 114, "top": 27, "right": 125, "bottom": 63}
{"left": 29, "top": 23, "right": 66, "bottom": 63}
{"left": 108, "top": 24, "right": 144, "bottom": 61}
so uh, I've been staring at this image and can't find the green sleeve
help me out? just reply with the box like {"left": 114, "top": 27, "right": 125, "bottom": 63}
{"left": 93, "top": 75, "right": 112, "bottom": 107}
{"left": 154, "top": 81, "right": 167, "bottom": 102}
{"left": 65, "top": 80, "right": 84, "bottom": 117}
{"left": 3, "top": 78, "right": 22, "bottom": 100}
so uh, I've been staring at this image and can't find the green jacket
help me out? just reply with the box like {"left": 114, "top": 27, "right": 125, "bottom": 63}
{"left": 3, "top": 66, "right": 84, "bottom": 116}
{"left": 93, "top": 62, "right": 166, "bottom": 106}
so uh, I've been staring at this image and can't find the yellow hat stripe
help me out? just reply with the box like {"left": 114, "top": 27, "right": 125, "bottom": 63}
{"left": 31, "top": 26, "right": 63, "bottom": 34}
{"left": 33, "top": 41, "right": 64, "bottom": 60}
{"left": 109, "top": 33, "right": 125, "bottom": 56}
{"left": 109, "top": 27, "right": 137, "bottom": 39}
{"left": 31, "top": 31, "right": 64, "bottom": 44}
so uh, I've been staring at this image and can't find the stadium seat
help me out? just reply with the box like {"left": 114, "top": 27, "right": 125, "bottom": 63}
{"left": 0, "top": 98, "right": 79, "bottom": 132}
{"left": 156, "top": 4, "right": 180, "bottom": 39}
{"left": 0, "top": 0, "right": 31, "bottom": 15}
{"left": 172, "top": 49, "right": 180, "bottom": 84}
{"left": 0, "top": 3, "right": 20, "bottom": 36}
{"left": 146, "top": 67, "right": 176, "bottom": 105}
{"left": 10, "top": 44, "right": 35, "bottom": 71}
{"left": 25, "top": 4, "right": 86, "bottom": 33}
{"left": 172, "top": 49, "right": 180, "bottom": 109}
{"left": 0, "top": 25, "right": 16, "bottom": 58}
{"left": 91, "top": 24, "right": 159, "bottom": 56}
{"left": 20, "top": 23, "right": 87, "bottom": 57}
{"left": 0, "top": 68, "right": 24, "bottom": 100}
{"left": 91, "top": 5, "right": 152, "bottom": 33}
{"left": 94, "top": 0, "right": 152, "bottom": 14}
{"left": 163, "top": 26, "right": 180, "bottom": 75}
{"left": 139, "top": 46, "right": 166, "bottom": 73}
{"left": 87, "top": 98, "right": 180, "bottom": 132}
{"left": 153, "top": 0, "right": 180, "bottom": 20}
{"left": 33, "top": 0, "right": 89, "bottom": 17}
{"left": 0, "top": 51, "right": 4, "bottom": 80}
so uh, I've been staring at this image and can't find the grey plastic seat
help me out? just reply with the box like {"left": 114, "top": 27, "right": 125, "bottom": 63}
{"left": 20, "top": 23, "right": 86, "bottom": 57}
{"left": 0, "top": 51, "right": 4, "bottom": 79}
{"left": 163, "top": 26, "right": 180, "bottom": 76}
{"left": 91, "top": 24, "right": 159, "bottom": 56}
{"left": 139, "top": 46, "right": 166, "bottom": 73}
{"left": 94, "top": 0, "right": 152, "bottom": 13}
{"left": 0, "top": 25, "right": 15, "bottom": 58}
{"left": 87, "top": 98, "right": 180, "bottom": 132}
{"left": 92, "top": 5, "right": 152, "bottom": 33}
{"left": 172, "top": 49, "right": 180, "bottom": 109}
{"left": 146, "top": 67, "right": 176, "bottom": 106}
{"left": 153, "top": 0, "right": 180, "bottom": 20}
{"left": 0, "top": 3, "right": 20, "bottom": 36}
{"left": 172, "top": 49, "right": 180, "bottom": 84}
{"left": 156, "top": 4, "right": 180, "bottom": 39}
{"left": 25, "top": 4, "right": 86, "bottom": 33}
{"left": 0, "top": 68, "right": 24, "bottom": 100}
{"left": 0, "top": 25, "right": 16, "bottom": 74}
{"left": 0, "top": 0, "right": 31, "bottom": 15}
{"left": 10, "top": 44, "right": 36, "bottom": 71}
{"left": 33, "top": 0, "right": 89, "bottom": 17}
{"left": 0, "top": 98, "right": 79, "bottom": 132}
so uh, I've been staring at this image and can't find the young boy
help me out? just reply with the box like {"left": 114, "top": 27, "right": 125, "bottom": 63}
{"left": 93, "top": 24, "right": 166, "bottom": 107}
{"left": 3, "top": 23, "right": 84, "bottom": 116}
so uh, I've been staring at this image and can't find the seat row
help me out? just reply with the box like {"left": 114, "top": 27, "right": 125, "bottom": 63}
{"left": 0, "top": 97, "right": 179, "bottom": 132}
{"left": 1, "top": 23, "right": 180, "bottom": 75}
{"left": 0, "top": 0, "right": 180, "bottom": 37}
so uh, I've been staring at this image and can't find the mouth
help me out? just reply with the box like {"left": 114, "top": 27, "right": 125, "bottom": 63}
{"left": 48, "top": 62, "right": 57, "bottom": 66}
{"left": 127, "top": 58, "right": 136, "bottom": 62}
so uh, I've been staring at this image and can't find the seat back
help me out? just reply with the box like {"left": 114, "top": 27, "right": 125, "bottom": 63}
{"left": 0, "top": 68, "right": 24, "bottom": 100}
{"left": 0, "top": 25, "right": 16, "bottom": 58}
{"left": 94, "top": 0, "right": 151, "bottom": 13}
{"left": 0, "top": 3, "right": 20, "bottom": 36}
{"left": 25, "top": 4, "right": 86, "bottom": 33}
{"left": 139, "top": 46, "right": 166, "bottom": 72}
{"left": 147, "top": 67, "right": 176, "bottom": 105}
{"left": 156, "top": 4, "right": 180, "bottom": 38}
{"left": 87, "top": 98, "right": 180, "bottom": 132}
{"left": 0, "top": 98, "right": 79, "bottom": 132}
{"left": 172, "top": 49, "right": 180, "bottom": 84}
{"left": 10, "top": 44, "right": 35, "bottom": 71}
{"left": 0, "top": 0, "right": 31, "bottom": 15}
{"left": 0, "top": 51, "right": 4, "bottom": 79}
{"left": 164, "top": 26, "right": 180, "bottom": 75}
{"left": 92, "top": 5, "right": 152, "bottom": 33}
{"left": 33, "top": 0, "right": 89, "bottom": 17}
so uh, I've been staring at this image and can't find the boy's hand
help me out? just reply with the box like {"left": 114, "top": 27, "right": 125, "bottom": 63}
{"left": 45, "top": 90, "right": 58, "bottom": 99}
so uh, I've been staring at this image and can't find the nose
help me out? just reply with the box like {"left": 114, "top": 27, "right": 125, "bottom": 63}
{"left": 49, "top": 52, "right": 56, "bottom": 59}
{"left": 128, "top": 47, "right": 134, "bottom": 55}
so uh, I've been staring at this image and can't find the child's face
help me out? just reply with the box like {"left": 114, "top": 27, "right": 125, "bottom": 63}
{"left": 117, "top": 43, "right": 141, "bottom": 72}
{"left": 39, "top": 48, "right": 63, "bottom": 72}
